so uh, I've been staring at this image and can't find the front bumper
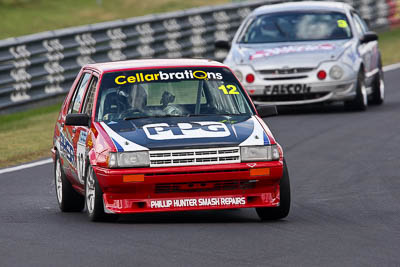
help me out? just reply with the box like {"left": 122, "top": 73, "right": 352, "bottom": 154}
{"left": 230, "top": 62, "right": 358, "bottom": 105}
{"left": 93, "top": 161, "right": 283, "bottom": 214}
{"left": 247, "top": 80, "right": 357, "bottom": 105}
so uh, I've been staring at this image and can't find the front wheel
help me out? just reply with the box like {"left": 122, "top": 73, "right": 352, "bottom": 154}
{"left": 345, "top": 71, "right": 368, "bottom": 111}
{"left": 54, "top": 153, "right": 84, "bottom": 212}
{"left": 85, "top": 165, "right": 118, "bottom": 222}
{"left": 370, "top": 68, "right": 384, "bottom": 105}
{"left": 256, "top": 160, "right": 291, "bottom": 220}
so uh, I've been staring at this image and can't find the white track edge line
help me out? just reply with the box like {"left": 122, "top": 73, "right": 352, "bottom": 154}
{"left": 383, "top": 62, "right": 400, "bottom": 72}
{"left": 1, "top": 62, "right": 400, "bottom": 175}
{"left": 0, "top": 158, "right": 53, "bottom": 175}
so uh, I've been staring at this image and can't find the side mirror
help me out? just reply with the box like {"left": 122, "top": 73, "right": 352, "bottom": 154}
{"left": 65, "top": 113, "right": 90, "bottom": 127}
{"left": 215, "top": 40, "right": 231, "bottom": 50}
{"left": 360, "top": 31, "right": 378, "bottom": 44}
{"left": 256, "top": 105, "right": 278, "bottom": 118}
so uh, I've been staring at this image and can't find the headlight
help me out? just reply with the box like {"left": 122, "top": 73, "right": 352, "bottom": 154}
{"left": 108, "top": 151, "right": 150, "bottom": 168}
{"left": 234, "top": 70, "right": 243, "bottom": 82}
{"left": 329, "top": 65, "right": 344, "bottom": 80}
{"left": 240, "top": 145, "right": 280, "bottom": 162}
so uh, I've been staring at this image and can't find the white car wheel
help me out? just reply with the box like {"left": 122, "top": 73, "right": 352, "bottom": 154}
{"left": 361, "top": 82, "right": 368, "bottom": 108}
{"left": 371, "top": 69, "right": 385, "bottom": 105}
{"left": 54, "top": 153, "right": 84, "bottom": 212}
{"left": 85, "top": 167, "right": 96, "bottom": 215}
{"left": 345, "top": 71, "right": 367, "bottom": 111}
{"left": 55, "top": 159, "right": 63, "bottom": 204}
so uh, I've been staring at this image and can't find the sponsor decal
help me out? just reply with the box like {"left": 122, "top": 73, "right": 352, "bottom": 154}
{"left": 114, "top": 70, "right": 223, "bottom": 85}
{"left": 143, "top": 121, "right": 231, "bottom": 140}
{"left": 150, "top": 197, "right": 246, "bottom": 208}
{"left": 337, "top": 19, "right": 348, "bottom": 28}
{"left": 76, "top": 131, "right": 88, "bottom": 184}
{"left": 250, "top": 44, "right": 335, "bottom": 60}
{"left": 264, "top": 84, "right": 311, "bottom": 95}
{"left": 59, "top": 131, "right": 74, "bottom": 164}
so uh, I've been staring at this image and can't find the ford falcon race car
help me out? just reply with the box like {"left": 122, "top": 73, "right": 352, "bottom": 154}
{"left": 217, "top": 1, "right": 384, "bottom": 110}
{"left": 52, "top": 59, "right": 290, "bottom": 222}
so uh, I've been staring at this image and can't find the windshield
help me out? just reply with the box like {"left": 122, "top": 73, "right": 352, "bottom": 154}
{"left": 95, "top": 67, "right": 255, "bottom": 122}
{"left": 240, "top": 11, "right": 352, "bottom": 43}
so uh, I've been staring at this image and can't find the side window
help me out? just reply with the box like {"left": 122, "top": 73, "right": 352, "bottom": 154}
{"left": 352, "top": 13, "right": 367, "bottom": 36}
{"left": 68, "top": 72, "right": 91, "bottom": 114}
{"left": 82, "top": 76, "right": 98, "bottom": 116}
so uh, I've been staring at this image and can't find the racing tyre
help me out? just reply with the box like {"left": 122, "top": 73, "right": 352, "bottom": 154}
{"left": 256, "top": 160, "right": 291, "bottom": 221}
{"left": 345, "top": 71, "right": 368, "bottom": 111}
{"left": 370, "top": 67, "right": 384, "bottom": 105}
{"left": 54, "top": 153, "right": 85, "bottom": 212}
{"left": 85, "top": 165, "right": 119, "bottom": 222}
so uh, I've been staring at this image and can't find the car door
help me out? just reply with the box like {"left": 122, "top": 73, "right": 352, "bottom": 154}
{"left": 61, "top": 71, "right": 91, "bottom": 183}
{"left": 73, "top": 74, "right": 99, "bottom": 185}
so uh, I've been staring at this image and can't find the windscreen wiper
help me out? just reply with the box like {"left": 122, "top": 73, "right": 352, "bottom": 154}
{"left": 124, "top": 114, "right": 186, "bottom": 120}
{"left": 188, "top": 113, "right": 246, "bottom": 117}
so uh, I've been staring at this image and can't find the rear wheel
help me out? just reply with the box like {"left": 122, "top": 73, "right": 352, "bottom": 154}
{"left": 345, "top": 71, "right": 367, "bottom": 111}
{"left": 370, "top": 67, "right": 384, "bottom": 105}
{"left": 256, "top": 160, "right": 291, "bottom": 220}
{"left": 54, "top": 153, "right": 84, "bottom": 212}
{"left": 85, "top": 165, "right": 118, "bottom": 222}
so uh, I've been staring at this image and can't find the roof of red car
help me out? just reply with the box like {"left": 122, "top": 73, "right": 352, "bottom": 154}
{"left": 85, "top": 58, "right": 226, "bottom": 72}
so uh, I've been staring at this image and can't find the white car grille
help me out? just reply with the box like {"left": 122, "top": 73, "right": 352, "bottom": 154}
{"left": 149, "top": 147, "right": 240, "bottom": 167}
{"left": 258, "top": 67, "right": 314, "bottom": 80}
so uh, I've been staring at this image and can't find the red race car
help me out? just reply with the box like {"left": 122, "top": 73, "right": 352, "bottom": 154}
{"left": 51, "top": 59, "right": 290, "bottom": 222}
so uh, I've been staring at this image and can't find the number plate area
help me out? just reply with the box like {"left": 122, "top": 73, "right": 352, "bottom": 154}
{"left": 264, "top": 84, "right": 311, "bottom": 95}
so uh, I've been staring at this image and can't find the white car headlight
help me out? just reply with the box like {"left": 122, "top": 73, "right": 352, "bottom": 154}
{"left": 108, "top": 151, "right": 150, "bottom": 168}
{"left": 329, "top": 65, "right": 344, "bottom": 80}
{"left": 240, "top": 145, "right": 280, "bottom": 162}
{"left": 234, "top": 70, "right": 243, "bottom": 82}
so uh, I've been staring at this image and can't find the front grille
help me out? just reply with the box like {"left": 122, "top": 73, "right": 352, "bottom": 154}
{"left": 145, "top": 168, "right": 247, "bottom": 177}
{"left": 258, "top": 68, "right": 314, "bottom": 75}
{"left": 149, "top": 147, "right": 240, "bottom": 167}
{"left": 155, "top": 180, "right": 256, "bottom": 194}
{"left": 252, "top": 92, "right": 330, "bottom": 102}
{"left": 263, "top": 75, "right": 308, "bottom": 81}
{"left": 258, "top": 68, "right": 313, "bottom": 81}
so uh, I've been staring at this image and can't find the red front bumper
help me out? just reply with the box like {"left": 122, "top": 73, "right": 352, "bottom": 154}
{"left": 93, "top": 161, "right": 283, "bottom": 214}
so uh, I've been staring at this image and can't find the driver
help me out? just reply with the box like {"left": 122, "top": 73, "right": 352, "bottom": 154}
{"left": 160, "top": 90, "right": 183, "bottom": 116}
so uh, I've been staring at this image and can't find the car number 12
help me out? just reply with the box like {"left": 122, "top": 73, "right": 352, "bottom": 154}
{"left": 218, "top": 84, "right": 239, "bottom": 95}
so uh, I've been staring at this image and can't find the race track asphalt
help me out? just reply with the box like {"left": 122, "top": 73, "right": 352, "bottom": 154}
{"left": 0, "top": 69, "right": 399, "bottom": 267}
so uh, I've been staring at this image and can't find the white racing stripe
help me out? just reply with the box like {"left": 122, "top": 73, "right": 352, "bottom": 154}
{"left": 2, "top": 62, "right": 400, "bottom": 175}
{"left": 0, "top": 158, "right": 53, "bottom": 175}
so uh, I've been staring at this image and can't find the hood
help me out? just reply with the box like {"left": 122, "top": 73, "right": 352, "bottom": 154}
{"left": 100, "top": 115, "right": 270, "bottom": 151}
{"left": 233, "top": 40, "right": 351, "bottom": 69}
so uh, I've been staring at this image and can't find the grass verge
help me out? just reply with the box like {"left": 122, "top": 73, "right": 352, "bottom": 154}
{"left": 0, "top": 103, "right": 61, "bottom": 168}
{"left": 0, "top": 0, "right": 228, "bottom": 40}
{"left": 379, "top": 27, "right": 400, "bottom": 66}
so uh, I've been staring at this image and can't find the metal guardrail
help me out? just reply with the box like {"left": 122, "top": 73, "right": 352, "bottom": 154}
{"left": 0, "top": 0, "right": 396, "bottom": 111}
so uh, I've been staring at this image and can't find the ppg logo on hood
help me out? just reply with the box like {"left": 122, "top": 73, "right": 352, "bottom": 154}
{"left": 143, "top": 122, "right": 231, "bottom": 140}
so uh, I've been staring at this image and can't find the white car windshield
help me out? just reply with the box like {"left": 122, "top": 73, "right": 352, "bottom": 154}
{"left": 240, "top": 11, "right": 352, "bottom": 43}
{"left": 95, "top": 67, "right": 255, "bottom": 121}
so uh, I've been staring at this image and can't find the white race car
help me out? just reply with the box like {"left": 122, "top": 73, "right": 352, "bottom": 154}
{"left": 217, "top": 1, "right": 384, "bottom": 110}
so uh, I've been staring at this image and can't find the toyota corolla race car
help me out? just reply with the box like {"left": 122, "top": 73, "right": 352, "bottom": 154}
{"left": 217, "top": 1, "right": 384, "bottom": 110}
{"left": 51, "top": 59, "right": 290, "bottom": 222}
